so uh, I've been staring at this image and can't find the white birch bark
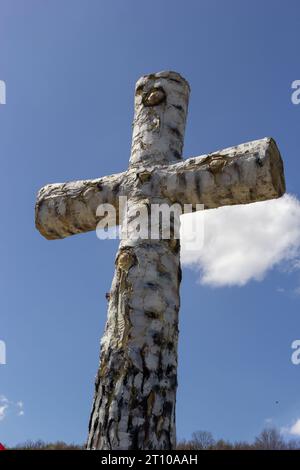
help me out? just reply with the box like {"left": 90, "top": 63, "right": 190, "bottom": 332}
{"left": 159, "top": 137, "right": 285, "bottom": 209}
{"left": 87, "top": 234, "right": 181, "bottom": 450}
{"left": 87, "top": 72, "right": 189, "bottom": 450}
{"left": 34, "top": 70, "right": 286, "bottom": 450}
{"left": 35, "top": 138, "right": 285, "bottom": 240}
{"left": 35, "top": 172, "right": 126, "bottom": 240}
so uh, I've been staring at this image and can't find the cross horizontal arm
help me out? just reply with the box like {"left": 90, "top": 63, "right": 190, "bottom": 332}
{"left": 159, "top": 137, "right": 285, "bottom": 209}
{"left": 35, "top": 171, "right": 126, "bottom": 239}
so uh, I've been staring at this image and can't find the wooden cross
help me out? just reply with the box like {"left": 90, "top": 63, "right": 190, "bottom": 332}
{"left": 35, "top": 71, "right": 285, "bottom": 450}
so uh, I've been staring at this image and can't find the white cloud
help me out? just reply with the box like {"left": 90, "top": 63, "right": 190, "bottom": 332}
{"left": 181, "top": 194, "right": 300, "bottom": 287}
{"left": 0, "top": 395, "right": 24, "bottom": 421}
{"left": 289, "top": 419, "right": 300, "bottom": 436}
{"left": 0, "top": 405, "right": 8, "bottom": 421}
{"left": 281, "top": 419, "right": 300, "bottom": 437}
{"left": 264, "top": 417, "right": 273, "bottom": 425}
{"left": 0, "top": 396, "right": 8, "bottom": 421}
{"left": 17, "top": 401, "right": 24, "bottom": 416}
{"left": 293, "top": 286, "right": 300, "bottom": 296}
{"left": 289, "top": 258, "right": 300, "bottom": 272}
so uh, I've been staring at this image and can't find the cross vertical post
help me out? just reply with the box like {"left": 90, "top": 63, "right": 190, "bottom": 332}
{"left": 87, "top": 72, "right": 190, "bottom": 450}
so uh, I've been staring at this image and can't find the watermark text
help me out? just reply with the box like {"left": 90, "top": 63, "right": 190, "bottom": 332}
{"left": 96, "top": 196, "right": 204, "bottom": 249}
{"left": 291, "top": 339, "right": 300, "bottom": 365}
{"left": 0, "top": 340, "right": 6, "bottom": 365}
{"left": 0, "top": 80, "right": 6, "bottom": 105}
{"left": 291, "top": 80, "right": 300, "bottom": 105}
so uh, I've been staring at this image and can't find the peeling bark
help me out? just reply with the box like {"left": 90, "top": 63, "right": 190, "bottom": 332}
{"left": 87, "top": 235, "right": 181, "bottom": 450}
{"left": 129, "top": 71, "right": 190, "bottom": 167}
{"left": 35, "top": 172, "right": 126, "bottom": 240}
{"left": 159, "top": 137, "right": 285, "bottom": 209}
{"left": 87, "top": 72, "right": 189, "bottom": 450}
{"left": 34, "top": 70, "right": 286, "bottom": 450}
{"left": 35, "top": 138, "right": 285, "bottom": 240}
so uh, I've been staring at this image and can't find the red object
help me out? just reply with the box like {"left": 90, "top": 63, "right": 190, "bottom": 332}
{"left": 0, "top": 443, "right": 5, "bottom": 451}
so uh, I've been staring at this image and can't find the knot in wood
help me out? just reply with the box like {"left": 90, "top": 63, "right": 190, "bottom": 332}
{"left": 142, "top": 87, "right": 166, "bottom": 107}
{"left": 167, "top": 238, "right": 180, "bottom": 254}
{"left": 209, "top": 157, "right": 227, "bottom": 175}
{"left": 137, "top": 170, "right": 152, "bottom": 183}
{"left": 117, "top": 249, "right": 137, "bottom": 272}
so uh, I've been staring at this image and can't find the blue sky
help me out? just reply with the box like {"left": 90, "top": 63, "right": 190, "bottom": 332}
{"left": 1, "top": 0, "right": 300, "bottom": 446}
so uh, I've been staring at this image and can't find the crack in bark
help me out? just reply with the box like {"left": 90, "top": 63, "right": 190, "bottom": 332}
{"left": 34, "top": 71, "right": 286, "bottom": 451}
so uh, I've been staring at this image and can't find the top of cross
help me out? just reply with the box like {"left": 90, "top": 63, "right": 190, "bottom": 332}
{"left": 130, "top": 71, "right": 190, "bottom": 168}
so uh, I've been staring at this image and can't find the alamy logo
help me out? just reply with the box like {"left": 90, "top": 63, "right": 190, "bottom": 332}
{"left": 291, "top": 340, "right": 300, "bottom": 365}
{"left": 0, "top": 340, "right": 6, "bottom": 365}
{"left": 95, "top": 196, "right": 205, "bottom": 250}
{"left": 0, "top": 80, "right": 6, "bottom": 105}
{"left": 291, "top": 80, "right": 300, "bottom": 105}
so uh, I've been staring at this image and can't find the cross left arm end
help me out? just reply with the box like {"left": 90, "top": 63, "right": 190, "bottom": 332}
{"left": 35, "top": 172, "right": 126, "bottom": 240}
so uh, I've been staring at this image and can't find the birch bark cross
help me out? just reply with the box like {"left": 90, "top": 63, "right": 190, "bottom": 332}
{"left": 35, "top": 71, "right": 285, "bottom": 450}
